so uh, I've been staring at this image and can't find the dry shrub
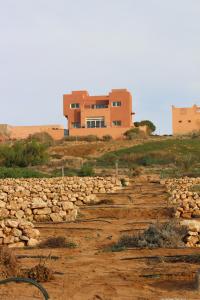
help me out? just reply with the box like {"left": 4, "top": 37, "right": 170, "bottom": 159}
{"left": 0, "top": 246, "right": 19, "bottom": 278}
{"left": 39, "top": 236, "right": 76, "bottom": 249}
{"left": 88, "top": 199, "right": 114, "bottom": 206}
{"left": 27, "top": 264, "right": 54, "bottom": 282}
{"left": 109, "top": 221, "right": 188, "bottom": 251}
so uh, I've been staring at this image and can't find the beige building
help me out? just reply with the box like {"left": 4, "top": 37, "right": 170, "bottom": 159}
{"left": 0, "top": 124, "right": 64, "bottom": 141}
{"left": 172, "top": 104, "right": 200, "bottom": 135}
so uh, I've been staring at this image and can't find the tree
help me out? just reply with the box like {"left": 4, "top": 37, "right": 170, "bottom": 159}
{"left": 134, "top": 120, "right": 156, "bottom": 134}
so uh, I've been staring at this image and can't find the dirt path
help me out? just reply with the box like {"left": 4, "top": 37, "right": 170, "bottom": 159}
{"left": 1, "top": 180, "right": 200, "bottom": 299}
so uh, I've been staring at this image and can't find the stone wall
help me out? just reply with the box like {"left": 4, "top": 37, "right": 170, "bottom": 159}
{"left": 0, "top": 176, "right": 125, "bottom": 248}
{"left": 0, "top": 177, "right": 123, "bottom": 223}
{"left": 0, "top": 219, "right": 40, "bottom": 248}
{"left": 161, "top": 177, "right": 200, "bottom": 247}
{"left": 160, "top": 177, "right": 200, "bottom": 219}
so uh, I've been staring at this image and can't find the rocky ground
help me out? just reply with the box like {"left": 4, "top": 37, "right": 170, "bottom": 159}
{"left": 1, "top": 178, "right": 200, "bottom": 299}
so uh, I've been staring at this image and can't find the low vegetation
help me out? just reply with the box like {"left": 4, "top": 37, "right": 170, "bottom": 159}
{"left": 0, "top": 167, "right": 49, "bottom": 178}
{"left": 107, "top": 222, "right": 188, "bottom": 252}
{"left": 26, "top": 263, "right": 54, "bottom": 282}
{"left": 39, "top": 236, "right": 77, "bottom": 249}
{"left": 0, "top": 246, "right": 19, "bottom": 278}
{"left": 64, "top": 135, "right": 100, "bottom": 142}
{"left": 0, "top": 140, "right": 49, "bottom": 168}
{"left": 97, "top": 139, "right": 200, "bottom": 172}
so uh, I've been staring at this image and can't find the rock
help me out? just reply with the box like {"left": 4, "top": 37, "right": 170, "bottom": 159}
{"left": 187, "top": 235, "right": 199, "bottom": 245}
{"left": 23, "top": 228, "right": 40, "bottom": 239}
{"left": 20, "top": 235, "right": 29, "bottom": 241}
{"left": 12, "top": 228, "right": 22, "bottom": 237}
{"left": 31, "top": 198, "right": 47, "bottom": 209}
{"left": 192, "top": 210, "right": 200, "bottom": 218}
{"left": 0, "top": 230, "right": 5, "bottom": 238}
{"left": 27, "top": 238, "right": 39, "bottom": 247}
{"left": 5, "top": 219, "right": 19, "bottom": 228}
{"left": 182, "top": 212, "right": 192, "bottom": 219}
{"left": 0, "top": 208, "right": 9, "bottom": 218}
{"left": 3, "top": 235, "right": 15, "bottom": 244}
{"left": 0, "top": 200, "right": 6, "bottom": 208}
{"left": 50, "top": 213, "right": 62, "bottom": 222}
{"left": 8, "top": 242, "right": 25, "bottom": 248}
{"left": 34, "top": 214, "right": 50, "bottom": 222}
{"left": 62, "top": 202, "right": 74, "bottom": 210}
{"left": 15, "top": 210, "right": 24, "bottom": 219}
{"left": 33, "top": 207, "right": 51, "bottom": 215}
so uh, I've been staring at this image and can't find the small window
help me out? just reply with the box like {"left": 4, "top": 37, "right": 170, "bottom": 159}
{"left": 112, "top": 120, "right": 121, "bottom": 126}
{"left": 112, "top": 101, "right": 121, "bottom": 107}
{"left": 70, "top": 103, "right": 80, "bottom": 109}
{"left": 188, "top": 120, "right": 191, "bottom": 123}
{"left": 178, "top": 120, "right": 182, "bottom": 123}
{"left": 72, "top": 122, "right": 80, "bottom": 128}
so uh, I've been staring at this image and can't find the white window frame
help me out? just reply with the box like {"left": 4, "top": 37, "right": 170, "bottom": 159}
{"left": 70, "top": 103, "right": 80, "bottom": 109}
{"left": 86, "top": 117, "right": 105, "bottom": 128}
{"left": 112, "top": 120, "right": 122, "bottom": 126}
{"left": 112, "top": 101, "right": 121, "bottom": 107}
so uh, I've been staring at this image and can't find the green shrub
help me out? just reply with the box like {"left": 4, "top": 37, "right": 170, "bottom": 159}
{"left": 0, "top": 140, "right": 49, "bottom": 167}
{"left": 189, "top": 184, "right": 200, "bottom": 193}
{"left": 78, "top": 164, "right": 94, "bottom": 176}
{"left": 175, "top": 154, "right": 198, "bottom": 172}
{"left": 0, "top": 167, "right": 49, "bottom": 178}
{"left": 139, "top": 120, "right": 156, "bottom": 133}
{"left": 27, "top": 132, "right": 54, "bottom": 147}
{"left": 124, "top": 128, "right": 140, "bottom": 140}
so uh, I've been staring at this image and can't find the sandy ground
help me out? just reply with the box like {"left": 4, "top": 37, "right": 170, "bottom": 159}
{"left": 0, "top": 179, "right": 200, "bottom": 300}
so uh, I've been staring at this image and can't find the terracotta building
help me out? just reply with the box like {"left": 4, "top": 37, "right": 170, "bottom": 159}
{"left": 172, "top": 104, "right": 200, "bottom": 135}
{"left": 0, "top": 124, "right": 64, "bottom": 141}
{"left": 63, "top": 89, "right": 134, "bottom": 139}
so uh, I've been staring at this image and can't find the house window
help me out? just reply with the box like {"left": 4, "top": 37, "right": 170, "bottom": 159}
{"left": 86, "top": 117, "right": 105, "bottom": 128}
{"left": 70, "top": 103, "right": 80, "bottom": 109}
{"left": 112, "top": 101, "right": 121, "bottom": 107}
{"left": 178, "top": 120, "right": 182, "bottom": 123}
{"left": 91, "top": 104, "right": 108, "bottom": 109}
{"left": 112, "top": 120, "right": 122, "bottom": 126}
{"left": 72, "top": 122, "right": 80, "bottom": 128}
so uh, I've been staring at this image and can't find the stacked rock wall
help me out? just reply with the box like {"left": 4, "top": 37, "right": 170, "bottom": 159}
{"left": 161, "top": 177, "right": 200, "bottom": 247}
{"left": 0, "top": 176, "right": 124, "bottom": 247}
{"left": 0, "top": 177, "right": 122, "bottom": 223}
{"left": 161, "top": 177, "right": 200, "bottom": 219}
{"left": 0, "top": 219, "right": 40, "bottom": 248}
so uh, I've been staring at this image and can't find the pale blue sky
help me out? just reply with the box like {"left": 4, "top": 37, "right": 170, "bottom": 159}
{"left": 0, "top": 0, "right": 200, "bottom": 134}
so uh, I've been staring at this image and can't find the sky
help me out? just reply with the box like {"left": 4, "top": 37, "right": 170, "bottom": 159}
{"left": 0, "top": 0, "right": 200, "bottom": 134}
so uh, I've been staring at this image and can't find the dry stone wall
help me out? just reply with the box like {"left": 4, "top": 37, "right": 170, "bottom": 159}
{"left": 0, "top": 219, "right": 40, "bottom": 248}
{"left": 0, "top": 177, "right": 123, "bottom": 223}
{"left": 161, "top": 177, "right": 200, "bottom": 247}
{"left": 0, "top": 176, "right": 125, "bottom": 247}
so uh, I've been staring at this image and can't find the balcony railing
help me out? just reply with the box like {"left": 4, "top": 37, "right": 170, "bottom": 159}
{"left": 84, "top": 104, "right": 109, "bottom": 109}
